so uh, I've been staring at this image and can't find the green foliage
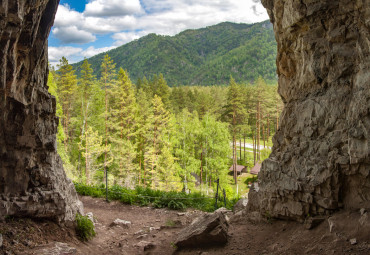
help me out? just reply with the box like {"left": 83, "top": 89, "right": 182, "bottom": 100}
{"left": 72, "top": 20, "right": 276, "bottom": 85}
{"left": 75, "top": 213, "right": 96, "bottom": 241}
{"left": 51, "top": 49, "right": 283, "bottom": 209}
{"left": 74, "top": 183, "right": 237, "bottom": 212}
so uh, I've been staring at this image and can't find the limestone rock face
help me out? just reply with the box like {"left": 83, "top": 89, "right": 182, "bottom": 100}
{"left": 0, "top": 0, "right": 82, "bottom": 222}
{"left": 248, "top": 0, "right": 370, "bottom": 221}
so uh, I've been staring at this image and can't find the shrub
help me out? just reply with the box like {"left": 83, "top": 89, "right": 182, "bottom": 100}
{"left": 75, "top": 213, "right": 95, "bottom": 241}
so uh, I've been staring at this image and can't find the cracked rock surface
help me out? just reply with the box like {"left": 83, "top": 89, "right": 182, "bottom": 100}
{"left": 248, "top": 0, "right": 370, "bottom": 221}
{"left": 0, "top": 0, "right": 82, "bottom": 222}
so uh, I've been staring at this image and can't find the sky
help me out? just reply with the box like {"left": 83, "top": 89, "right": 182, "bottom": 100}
{"left": 48, "top": 0, "right": 269, "bottom": 67}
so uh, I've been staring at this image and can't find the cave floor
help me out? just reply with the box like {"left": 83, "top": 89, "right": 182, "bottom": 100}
{"left": 1, "top": 196, "right": 369, "bottom": 255}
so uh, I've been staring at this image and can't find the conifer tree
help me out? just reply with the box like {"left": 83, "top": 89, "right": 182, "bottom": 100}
{"left": 146, "top": 95, "right": 171, "bottom": 188}
{"left": 79, "top": 127, "right": 105, "bottom": 184}
{"left": 79, "top": 59, "right": 95, "bottom": 179}
{"left": 55, "top": 57, "right": 77, "bottom": 150}
{"left": 109, "top": 68, "right": 138, "bottom": 181}
{"left": 100, "top": 54, "right": 116, "bottom": 185}
{"left": 135, "top": 88, "right": 153, "bottom": 186}
{"left": 223, "top": 76, "right": 247, "bottom": 184}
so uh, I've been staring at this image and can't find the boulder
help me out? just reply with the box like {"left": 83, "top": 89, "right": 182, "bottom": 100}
{"left": 233, "top": 199, "right": 248, "bottom": 212}
{"left": 175, "top": 212, "right": 229, "bottom": 249}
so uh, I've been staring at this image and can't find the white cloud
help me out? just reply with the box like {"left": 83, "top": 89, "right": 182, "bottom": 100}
{"left": 52, "top": 26, "right": 96, "bottom": 44}
{"left": 50, "top": 0, "right": 269, "bottom": 62}
{"left": 48, "top": 46, "right": 83, "bottom": 62}
{"left": 81, "top": 46, "right": 117, "bottom": 58}
{"left": 83, "top": 15, "right": 137, "bottom": 34}
{"left": 85, "top": 0, "right": 143, "bottom": 17}
{"left": 112, "top": 31, "right": 148, "bottom": 45}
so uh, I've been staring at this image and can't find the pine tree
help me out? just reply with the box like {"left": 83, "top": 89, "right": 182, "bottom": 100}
{"left": 223, "top": 76, "right": 247, "bottom": 184}
{"left": 135, "top": 88, "right": 153, "bottom": 186}
{"left": 146, "top": 95, "right": 171, "bottom": 188}
{"left": 109, "top": 68, "right": 138, "bottom": 182}
{"left": 79, "top": 59, "right": 96, "bottom": 180}
{"left": 79, "top": 127, "right": 106, "bottom": 184}
{"left": 55, "top": 57, "right": 77, "bottom": 151}
{"left": 100, "top": 54, "right": 116, "bottom": 185}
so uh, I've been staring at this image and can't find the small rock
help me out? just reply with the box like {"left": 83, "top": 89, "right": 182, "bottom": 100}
{"left": 34, "top": 242, "right": 77, "bottom": 255}
{"left": 149, "top": 227, "right": 160, "bottom": 232}
{"left": 215, "top": 207, "right": 232, "bottom": 214}
{"left": 304, "top": 216, "right": 325, "bottom": 230}
{"left": 134, "top": 241, "right": 155, "bottom": 251}
{"left": 137, "top": 234, "right": 148, "bottom": 239}
{"left": 350, "top": 238, "right": 357, "bottom": 245}
{"left": 110, "top": 219, "right": 131, "bottom": 228}
{"left": 233, "top": 199, "right": 248, "bottom": 212}
{"left": 86, "top": 212, "right": 95, "bottom": 225}
{"left": 328, "top": 218, "right": 335, "bottom": 233}
{"left": 360, "top": 208, "right": 366, "bottom": 215}
{"left": 134, "top": 230, "right": 144, "bottom": 235}
{"left": 0, "top": 234, "right": 3, "bottom": 247}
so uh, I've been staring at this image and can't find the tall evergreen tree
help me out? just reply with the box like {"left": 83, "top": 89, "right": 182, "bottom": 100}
{"left": 223, "top": 76, "right": 247, "bottom": 184}
{"left": 109, "top": 68, "right": 138, "bottom": 182}
{"left": 100, "top": 54, "right": 116, "bottom": 185}
{"left": 55, "top": 57, "right": 77, "bottom": 151}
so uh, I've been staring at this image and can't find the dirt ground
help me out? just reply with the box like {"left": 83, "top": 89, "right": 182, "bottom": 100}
{"left": 1, "top": 195, "right": 369, "bottom": 255}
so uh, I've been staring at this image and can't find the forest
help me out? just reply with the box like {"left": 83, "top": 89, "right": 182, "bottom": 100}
{"left": 71, "top": 20, "right": 277, "bottom": 86}
{"left": 49, "top": 55, "right": 283, "bottom": 198}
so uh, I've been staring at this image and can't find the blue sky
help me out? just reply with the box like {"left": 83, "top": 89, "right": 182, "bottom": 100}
{"left": 48, "top": 0, "right": 269, "bottom": 66}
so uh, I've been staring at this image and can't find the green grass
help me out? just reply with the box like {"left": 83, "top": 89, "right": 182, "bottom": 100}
{"left": 75, "top": 213, "right": 95, "bottom": 241}
{"left": 74, "top": 182, "right": 238, "bottom": 212}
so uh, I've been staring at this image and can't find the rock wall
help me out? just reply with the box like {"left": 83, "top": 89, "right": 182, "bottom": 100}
{"left": 248, "top": 0, "right": 370, "bottom": 221}
{"left": 0, "top": 0, "right": 82, "bottom": 222}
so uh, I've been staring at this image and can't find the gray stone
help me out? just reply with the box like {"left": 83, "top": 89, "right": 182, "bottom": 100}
{"left": 233, "top": 199, "right": 248, "bottom": 212}
{"left": 0, "top": 234, "right": 3, "bottom": 247}
{"left": 304, "top": 216, "right": 326, "bottom": 230}
{"left": 175, "top": 212, "right": 229, "bottom": 248}
{"left": 134, "top": 241, "right": 156, "bottom": 251}
{"left": 360, "top": 208, "right": 366, "bottom": 216}
{"left": 247, "top": 0, "right": 370, "bottom": 222}
{"left": 34, "top": 242, "right": 77, "bottom": 255}
{"left": 86, "top": 212, "right": 95, "bottom": 225}
{"left": 0, "top": 0, "right": 83, "bottom": 222}
{"left": 111, "top": 219, "right": 132, "bottom": 228}
{"left": 350, "top": 238, "right": 357, "bottom": 245}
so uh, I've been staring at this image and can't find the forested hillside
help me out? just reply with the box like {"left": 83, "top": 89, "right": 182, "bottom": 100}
{"left": 51, "top": 56, "right": 282, "bottom": 198}
{"left": 72, "top": 20, "right": 276, "bottom": 85}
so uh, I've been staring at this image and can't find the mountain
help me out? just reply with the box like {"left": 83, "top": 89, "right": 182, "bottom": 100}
{"left": 72, "top": 20, "right": 277, "bottom": 86}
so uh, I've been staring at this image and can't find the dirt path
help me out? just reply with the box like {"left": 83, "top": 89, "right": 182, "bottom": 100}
{"left": 2, "top": 195, "right": 369, "bottom": 255}
{"left": 76, "top": 196, "right": 370, "bottom": 255}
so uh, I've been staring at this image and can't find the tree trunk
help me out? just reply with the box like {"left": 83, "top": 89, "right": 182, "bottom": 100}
{"left": 239, "top": 135, "right": 242, "bottom": 161}
{"left": 200, "top": 143, "right": 203, "bottom": 186}
{"left": 257, "top": 101, "right": 260, "bottom": 161}
{"left": 253, "top": 134, "right": 256, "bottom": 165}
{"left": 243, "top": 134, "right": 246, "bottom": 163}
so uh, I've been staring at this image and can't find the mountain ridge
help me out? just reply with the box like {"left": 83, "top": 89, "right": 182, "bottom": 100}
{"left": 72, "top": 20, "right": 277, "bottom": 85}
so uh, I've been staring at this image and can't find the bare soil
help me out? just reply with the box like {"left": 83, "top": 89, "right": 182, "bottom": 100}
{"left": 1, "top": 195, "right": 369, "bottom": 255}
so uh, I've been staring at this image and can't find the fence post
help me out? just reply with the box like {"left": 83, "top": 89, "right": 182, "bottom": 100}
{"left": 223, "top": 189, "right": 226, "bottom": 207}
{"left": 105, "top": 167, "right": 108, "bottom": 202}
{"left": 214, "top": 178, "right": 219, "bottom": 210}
